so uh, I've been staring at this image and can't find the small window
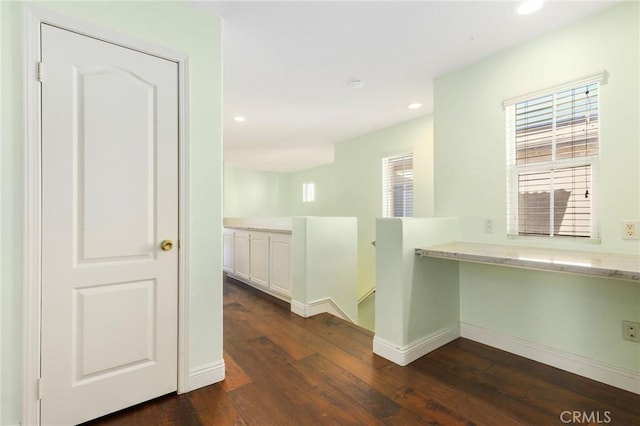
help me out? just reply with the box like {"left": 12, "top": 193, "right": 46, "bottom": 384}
{"left": 505, "top": 77, "right": 602, "bottom": 238}
{"left": 302, "top": 182, "right": 315, "bottom": 203}
{"left": 382, "top": 153, "right": 413, "bottom": 218}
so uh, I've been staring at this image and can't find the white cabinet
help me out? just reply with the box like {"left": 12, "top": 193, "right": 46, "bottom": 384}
{"left": 269, "top": 233, "right": 292, "bottom": 297}
{"left": 224, "top": 227, "right": 292, "bottom": 299}
{"left": 233, "top": 230, "right": 250, "bottom": 281}
{"left": 249, "top": 232, "right": 269, "bottom": 288}
{"left": 222, "top": 228, "right": 234, "bottom": 273}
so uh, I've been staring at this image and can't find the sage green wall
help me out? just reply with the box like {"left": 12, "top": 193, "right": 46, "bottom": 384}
{"left": 0, "top": 4, "right": 22, "bottom": 423}
{"left": 288, "top": 164, "right": 336, "bottom": 216}
{"left": 334, "top": 115, "right": 434, "bottom": 298}
{"left": 224, "top": 163, "right": 290, "bottom": 217}
{"left": 223, "top": 115, "right": 435, "bottom": 306}
{"left": 375, "top": 218, "right": 460, "bottom": 347}
{"left": 434, "top": 2, "right": 639, "bottom": 253}
{"left": 434, "top": 2, "right": 639, "bottom": 371}
{"left": 460, "top": 264, "right": 640, "bottom": 371}
{"left": 0, "top": 2, "right": 223, "bottom": 424}
{"left": 292, "top": 217, "right": 359, "bottom": 322}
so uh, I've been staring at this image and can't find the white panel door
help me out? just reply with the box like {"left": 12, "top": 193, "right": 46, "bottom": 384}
{"left": 40, "top": 24, "right": 178, "bottom": 425}
{"left": 223, "top": 229, "right": 235, "bottom": 273}
{"left": 249, "top": 232, "right": 269, "bottom": 288}
{"left": 269, "top": 233, "right": 292, "bottom": 297}
{"left": 234, "top": 231, "right": 251, "bottom": 281}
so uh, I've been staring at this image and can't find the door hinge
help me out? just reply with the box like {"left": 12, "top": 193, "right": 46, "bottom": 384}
{"left": 37, "top": 378, "right": 43, "bottom": 400}
{"left": 37, "top": 62, "right": 43, "bottom": 82}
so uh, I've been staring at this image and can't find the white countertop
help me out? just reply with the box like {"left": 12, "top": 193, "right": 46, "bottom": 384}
{"left": 223, "top": 217, "right": 292, "bottom": 233}
{"left": 415, "top": 242, "right": 639, "bottom": 282}
{"left": 224, "top": 226, "right": 292, "bottom": 234}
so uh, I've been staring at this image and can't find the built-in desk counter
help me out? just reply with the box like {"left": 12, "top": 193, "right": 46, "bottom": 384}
{"left": 374, "top": 218, "right": 640, "bottom": 395}
{"left": 416, "top": 242, "right": 640, "bottom": 282}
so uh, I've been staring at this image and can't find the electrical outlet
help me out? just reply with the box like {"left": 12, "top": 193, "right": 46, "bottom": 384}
{"left": 622, "top": 221, "right": 639, "bottom": 240}
{"left": 623, "top": 320, "right": 640, "bottom": 343}
{"left": 484, "top": 218, "right": 495, "bottom": 233}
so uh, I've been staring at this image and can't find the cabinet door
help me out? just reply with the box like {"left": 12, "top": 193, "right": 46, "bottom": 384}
{"left": 249, "top": 232, "right": 269, "bottom": 288}
{"left": 233, "top": 230, "right": 250, "bottom": 281}
{"left": 222, "top": 229, "right": 234, "bottom": 273}
{"left": 269, "top": 233, "right": 292, "bottom": 296}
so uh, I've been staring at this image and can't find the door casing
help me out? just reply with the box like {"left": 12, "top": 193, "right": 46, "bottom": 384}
{"left": 23, "top": 6, "right": 191, "bottom": 425}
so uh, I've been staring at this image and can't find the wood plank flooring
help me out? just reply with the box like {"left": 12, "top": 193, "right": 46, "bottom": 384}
{"left": 85, "top": 277, "right": 640, "bottom": 425}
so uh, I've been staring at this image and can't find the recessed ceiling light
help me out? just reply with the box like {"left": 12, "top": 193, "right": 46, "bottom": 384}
{"left": 234, "top": 116, "right": 246, "bottom": 122}
{"left": 408, "top": 103, "right": 422, "bottom": 110}
{"left": 517, "top": 0, "right": 544, "bottom": 16}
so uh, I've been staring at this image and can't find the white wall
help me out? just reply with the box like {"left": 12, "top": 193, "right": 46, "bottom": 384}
{"left": 0, "top": 2, "right": 223, "bottom": 424}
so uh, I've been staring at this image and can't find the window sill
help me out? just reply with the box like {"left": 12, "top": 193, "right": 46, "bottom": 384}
{"left": 507, "top": 233, "right": 602, "bottom": 245}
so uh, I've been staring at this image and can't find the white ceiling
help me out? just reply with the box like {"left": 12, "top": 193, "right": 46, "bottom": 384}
{"left": 193, "top": 0, "right": 617, "bottom": 172}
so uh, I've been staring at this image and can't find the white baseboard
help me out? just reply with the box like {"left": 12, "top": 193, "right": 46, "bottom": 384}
{"left": 373, "top": 324, "right": 460, "bottom": 366}
{"left": 187, "top": 359, "right": 225, "bottom": 392}
{"left": 460, "top": 322, "right": 640, "bottom": 395}
{"left": 291, "top": 298, "right": 354, "bottom": 323}
{"left": 290, "top": 300, "right": 309, "bottom": 317}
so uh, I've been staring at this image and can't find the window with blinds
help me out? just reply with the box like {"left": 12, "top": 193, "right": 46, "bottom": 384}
{"left": 382, "top": 153, "right": 413, "bottom": 218}
{"left": 505, "top": 78, "right": 601, "bottom": 238}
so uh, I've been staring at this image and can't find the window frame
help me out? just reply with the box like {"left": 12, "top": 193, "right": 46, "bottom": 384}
{"left": 504, "top": 73, "right": 606, "bottom": 240}
{"left": 382, "top": 152, "right": 414, "bottom": 218}
{"left": 302, "top": 181, "right": 315, "bottom": 203}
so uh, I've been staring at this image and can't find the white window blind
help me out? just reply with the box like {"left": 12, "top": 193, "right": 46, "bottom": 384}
{"left": 382, "top": 153, "right": 413, "bottom": 218}
{"left": 506, "top": 80, "right": 601, "bottom": 238}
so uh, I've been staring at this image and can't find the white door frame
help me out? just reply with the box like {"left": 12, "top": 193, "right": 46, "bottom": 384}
{"left": 23, "top": 5, "right": 191, "bottom": 425}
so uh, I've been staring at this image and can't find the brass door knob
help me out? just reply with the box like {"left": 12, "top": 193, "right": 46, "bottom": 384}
{"left": 160, "top": 239, "right": 174, "bottom": 251}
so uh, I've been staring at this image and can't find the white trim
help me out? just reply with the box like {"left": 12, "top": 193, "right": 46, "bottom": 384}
{"left": 460, "top": 322, "right": 640, "bottom": 395}
{"left": 505, "top": 77, "right": 601, "bottom": 240}
{"left": 23, "top": 8, "right": 43, "bottom": 426}
{"left": 290, "top": 300, "right": 308, "bottom": 317}
{"left": 502, "top": 70, "right": 608, "bottom": 108}
{"left": 302, "top": 181, "right": 315, "bottom": 203}
{"left": 23, "top": 5, "right": 191, "bottom": 423}
{"left": 291, "top": 298, "right": 355, "bottom": 323}
{"left": 188, "top": 360, "right": 225, "bottom": 392}
{"left": 0, "top": 4, "right": 3, "bottom": 421}
{"left": 373, "top": 325, "right": 461, "bottom": 366}
{"left": 176, "top": 55, "right": 190, "bottom": 396}
{"left": 382, "top": 152, "right": 414, "bottom": 218}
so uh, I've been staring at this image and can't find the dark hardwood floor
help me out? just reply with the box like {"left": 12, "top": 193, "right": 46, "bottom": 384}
{"left": 85, "top": 277, "right": 640, "bottom": 425}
